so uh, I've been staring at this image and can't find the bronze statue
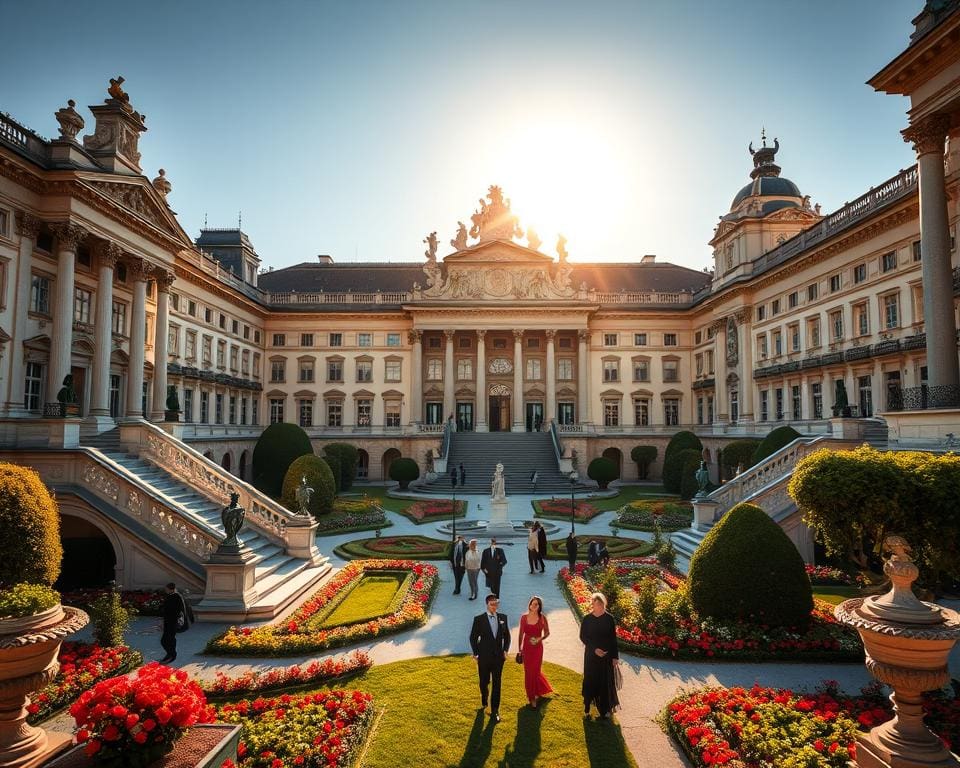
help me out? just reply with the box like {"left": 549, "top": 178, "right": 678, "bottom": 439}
{"left": 221, "top": 492, "right": 245, "bottom": 547}
{"left": 108, "top": 76, "right": 129, "bottom": 104}
{"left": 56, "top": 374, "right": 77, "bottom": 405}
{"left": 295, "top": 475, "right": 314, "bottom": 516}
{"left": 694, "top": 460, "right": 710, "bottom": 498}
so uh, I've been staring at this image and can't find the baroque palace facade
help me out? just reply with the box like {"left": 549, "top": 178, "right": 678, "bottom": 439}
{"left": 0, "top": 6, "right": 958, "bottom": 491}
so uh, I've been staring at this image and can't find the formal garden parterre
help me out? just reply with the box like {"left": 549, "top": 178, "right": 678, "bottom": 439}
{"left": 533, "top": 498, "right": 603, "bottom": 521}
{"left": 615, "top": 499, "right": 693, "bottom": 532}
{"left": 334, "top": 535, "right": 451, "bottom": 560}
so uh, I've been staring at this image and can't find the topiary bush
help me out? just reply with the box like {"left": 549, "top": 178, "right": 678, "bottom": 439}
{"left": 323, "top": 443, "right": 359, "bottom": 492}
{"left": 252, "top": 423, "right": 314, "bottom": 498}
{"left": 663, "top": 431, "right": 702, "bottom": 494}
{"left": 281, "top": 454, "right": 336, "bottom": 518}
{"left": 587, "top": 457, "right": 618, "bottom": 489}
{"left": 389, "top": 458, "right": 420, "bottom": 490}
{"left": 322, "top": 453, "right": 342, "bottom": 494}
{"left": 721, "top": 439, "right": 760, "bottom": 479}
{"left": 0, "top": 584, "right": 60, "bottom": 618}
{"left": 678, "top": 449, "right": 704, "bottom": 500}
{"left": 88, "top": 588, "right": 132, "bottom": 647}
{"left": 630, "top": 445, "right": 658, "bottom": 480}
{"left": 0, "top": 463, "right": 62, "bottom": 587}
{"left": 751, "top": 425, "right": 802, "bottom": 466}
{"left": 687, "top": 502, "right": 813, "bottom": 627}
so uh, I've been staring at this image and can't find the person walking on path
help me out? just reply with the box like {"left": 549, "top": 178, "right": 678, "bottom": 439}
{"left": 459, "top": 463, "right": 466, "bottom": 486}
{"left": 469, "top": 595, "right": 511, "bottom": 723}
{"left": 530, "top": 470, "right": 539, "bottom": 493}
{"left": 565, "top": 532, "right": 579, "bottom": 572}
{"left": 451, "top": 535, "right": 467, "bottom": 595}
{"left": 465, "top": 539, "right": 482, "bottom": 599}
{"left": 527, "top": 525, "right": 539, "bottom": 574}
{"left": 518, "top": 596, "right": 553, "bottom": 708}
{"left": 160, "top": 582, "right": 189, "bottom": 663}
{"left": 480, "top": 538, "right": 507, "bottom": 598}
{"left": 580, "top": 592, "right": 620, "bottom": 719}
{"left": 450, "top": 465, "right": 458, "bottom": 488}
{"left": 536, "top": 522, "right": 547, "bottom": 573}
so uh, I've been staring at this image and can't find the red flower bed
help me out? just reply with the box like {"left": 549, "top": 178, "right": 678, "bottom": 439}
{"left": 805, "top": 564, "right": 855, "bottom": 586}
{"left": 200, "top": 650, "right": 372, "bottom": 698}
{"left": 60, "top": 588, "right": 166, "bottom": 616}
{"left": 535, "top": 498, "right": 600, "bottom": 520}
{"left": 403, "top": 499, "right": 466, "bottom": 521}
{"left": 215, "top": 689, "right": 373, "bottom": 768}
{"left": 664, "top": 680, "right": 960, "bottom": 767}
{"left": 27, "top": 642, "right": 143, "bottom": 724}
{"left": 70, "top": 663, "right": 215, "bottom": 764}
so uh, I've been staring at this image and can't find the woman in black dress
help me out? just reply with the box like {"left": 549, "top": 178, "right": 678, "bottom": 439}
{"left": 579, "top": 592, "right": 619, "bottom": 718}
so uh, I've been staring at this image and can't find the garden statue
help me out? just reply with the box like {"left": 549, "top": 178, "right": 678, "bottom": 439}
{"left": 165, "top": 385, "right": 180, "bottom": 412}
{"left": 220, "top": 492, "right": 245, "bottom": 548}
{"left": 832, "top": 380, "right": 851, "bottom": 417}
{"left": 694, "top": 460, "right": 710, "bottom": 498}
{"left": 491, "top": 462, "right": 506, "bottom": 500}
{"left": 295, "top": 475, "right": 314, "bottom": 516}
{"left": 56, "top": 374, "right": 76, "bottom": 405}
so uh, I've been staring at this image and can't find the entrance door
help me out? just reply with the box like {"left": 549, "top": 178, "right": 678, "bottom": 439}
{"left": 557, "top": 402, "right": 575, "bottom": 425}
{"left": 109, "top": 374, "right": 122, "bottom": 418}
{"left": 456, "top": 402, "right": 474, "bottom": 432}
{"left": 489, "top": 396, "right": 510, "bottom": 432}
{"left": 70, "top": 366, "right": 86, "bottom": 416}
{"left": 525, "top": 402, "right": 544, "bottom": 431}
{"left": 425, "top": 402, "right": 443, "bottom": 425}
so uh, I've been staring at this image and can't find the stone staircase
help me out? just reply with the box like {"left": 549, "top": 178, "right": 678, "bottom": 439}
{"left": 419, "top": 431, "right": 590, "bottom": 494}
{"left": 81, "top": 425, "right": 331, "bottom": 621}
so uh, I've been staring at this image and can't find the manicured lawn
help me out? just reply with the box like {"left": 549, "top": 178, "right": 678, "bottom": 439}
{"left": 533, "top": 486, "right": 675, "bottom": 523}
{"left": 589, "top": 485, "right": 671, "bottom": 511}
{"left": 357, "top": 486, "right": 464, "bottom": 523}
{"left": 545, "top": 536, "right": 655, "bottom": 560}
{"left": 812, "top": 586, "right": 862, "bottom": 606}
{"left": 319, "top": 572, "right": 408, "bottom": 628}
{"left": 313, "top": 495, "right": 391, "bottom": 536}
{"left": 325, "top": 656, "right": 638, "bottom": 768}
{"left": 335, "top": 535, "right": 452, "bottom": 560}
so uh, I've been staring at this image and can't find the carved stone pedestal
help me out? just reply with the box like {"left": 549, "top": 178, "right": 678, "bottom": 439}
{"left": 489, "top": 499, "right": 509, "bottom": 524}
{"left": 196, "top": 546, "right": 258, "bottom": 622}
{"left": 285, "top": 516, "right": 322, "bottom": 563}
{"left": 691, "top": 499, "right": 719, "bottom": 531}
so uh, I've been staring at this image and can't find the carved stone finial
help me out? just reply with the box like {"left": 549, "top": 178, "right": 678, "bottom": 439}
{"left": 526, "top": 227, "right": 541, "bottom": 251}
{"left": 108, "top": 76, "right": 130, "bottom": 106}
{"left": 857, "top": 535, "right": 943, "bottom": 625}
{"left": 152, "top": 169, "right": 172, "bottom": 198}
{"left": 450, "top": 222, "right": 468, "bottom": 251}
{"left": 469, "top": 185, "right": 523, "bottom": 242}
{"left": 423, "top": 231, "right": 438, "bottom": 262}
{"left": 54, "top": 100, "right": 84, "bottom": 141}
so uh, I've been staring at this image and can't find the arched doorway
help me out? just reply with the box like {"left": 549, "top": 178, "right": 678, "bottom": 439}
{"left": 489, "top": 384, "right": 511, "bottom": 432}
{"left": 382, "top": 448, "right": 401, "bottom": 481}
{"left": 602, "top": 447, "right": 622, "bottom": 479}
{"left": 238, "top": 450, "right": 249, "bottom": 481}
{"left": 58, "top": 515, "right": 116, "bottom": 589}
{"left": 357, "top": 449, "right": 369, "bottom": 480}
{"left": 222, "top": 452, "right": 232, "bottom": 473}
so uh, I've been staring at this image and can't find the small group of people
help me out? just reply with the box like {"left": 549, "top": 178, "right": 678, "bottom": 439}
{"left": 526, "top": 522, "right": 548, "bottom": 573}
{"left": 450, "top": 536, "right": 507, "bottom": 599}
{"left": 468, "top": 591, "right": 620, "bottom": 723}
{"left": 449, "top": 463, "right": 466, "bottom": 486}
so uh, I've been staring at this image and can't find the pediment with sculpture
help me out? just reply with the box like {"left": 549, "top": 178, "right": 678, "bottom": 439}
{"left": 414, "top": 185, "right": 577, "bottom": 301}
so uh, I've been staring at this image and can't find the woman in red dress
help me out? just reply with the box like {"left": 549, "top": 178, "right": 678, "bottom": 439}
{"left": 519, "top": 595, "right": 553, "bottom": 708}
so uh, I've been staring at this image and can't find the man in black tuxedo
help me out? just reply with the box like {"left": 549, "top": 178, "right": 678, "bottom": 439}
{"left": 450, "top": 535, "right": 467, "bottom": 595}
{"left": 468, "top": 594, "right": 511, "bottom": 722}
{"left": 480, "top": 538, "right": 507, "bottom": 598}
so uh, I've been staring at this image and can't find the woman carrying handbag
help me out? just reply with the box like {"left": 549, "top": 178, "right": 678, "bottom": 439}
{"left": 518, "top": 595, "right": 553, "bottom": 708}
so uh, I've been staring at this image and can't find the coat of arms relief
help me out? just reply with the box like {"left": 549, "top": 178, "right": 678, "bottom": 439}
{"left": 416, "top": 186, "right": 576, "bottom": 301}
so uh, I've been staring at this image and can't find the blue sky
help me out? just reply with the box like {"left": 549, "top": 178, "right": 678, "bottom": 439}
{"left": 2, "top": 0, "right": 917, "bottom": 271}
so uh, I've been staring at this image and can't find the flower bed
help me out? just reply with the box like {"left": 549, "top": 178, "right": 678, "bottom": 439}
{"left": 60, "top": 588, "right": 166, "bottom": 616}
{"left": 27, "top": 642, "right": 144, "bottom": 724}
{"left": 200, "top": 650, "right": 371, "bottom": 698}
{"left": 559, "top": 559, "right": 862, "bottom": 661}
{"left": 397, "top": 499, "right": 466, "bottom": 523}
{"left": 334, "top": 536, "right": 451, "bottom": 560}
{"left": 215, "top": 689, "right": 373, "bottom": 768}
{"left": 206, "top": 560, "right": 438, "bottom": 656}
{"left": 544, "top": 536, "right": 655, "bottom": 560}
{"left": 616, "top": 499, "right": 693, "bottom": 532}
{"left": 805, "top": 564, "right": 858, "bottom": 586}
{"left": 314, "top": 499, "right": 389, "bottom": 536}
{"left": 533, "top": 498, "right": 602, "bottom": 521}
{"left": 663, "top": 680, "right": 960, "bottom": 767}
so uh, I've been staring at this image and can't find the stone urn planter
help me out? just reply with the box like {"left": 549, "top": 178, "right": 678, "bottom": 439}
{"left": 835, "top": 536, "right": 960, "bottom": 768}
{"left": 0, "top": 604, "right": 89, "bottom": 768}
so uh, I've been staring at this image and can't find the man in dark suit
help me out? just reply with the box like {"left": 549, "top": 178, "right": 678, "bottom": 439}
{"left": 480, "top": 538, "right": 507, "bottom": 598}
{"left": 459, "top": 463, "right": 466, "bottom": 486}
{"left": 160, "top": 582, "right": 188, "bottom": 663}
{"left": 536, "top": 521, "right": 548, "bottom": 573}
{"left": 468, "top": 594, "right": 511, "bottom": 722}
{"left": 450, "top": 535, "right": 467, "bottom": 595}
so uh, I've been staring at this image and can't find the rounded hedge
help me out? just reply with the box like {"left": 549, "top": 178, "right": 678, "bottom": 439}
{"left": 323, "top": 453, "right": 342, "bottom": 494}
{"left": 721, "top": 439, "right": 761, "bottom": 476}
{"left": 281, "top": 455, "right": 336, "bottom": 518}
{"left": 687, "top": 502, "right": 813, "bottom": 627}
{"left": 389, "top": 458, "right": 420, "bottom": 490}
{"left": 324, "top": 443, "right": 359, "bottom": 492}
{"left": 0, "top": 463, "right": 62, "bottom": 587}
{"left": 663, "top": 431, "right": 702, "bottom": 494}
{"left": 252, "top": 423, "right": 314, "bottom": 498}
{"left": 678, "top": 449, "right": 704, "bottom": 500}
{"left": 630, "top": 445, "right": 658, "bottom": 480}
{"left": 751, "top": 425, "right": 802, "bottom": 466}
{"left": 587, "top": 457, "right": 618, "bottom": 489}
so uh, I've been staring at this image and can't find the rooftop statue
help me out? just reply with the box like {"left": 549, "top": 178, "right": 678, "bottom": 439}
{"left": 423, "top": 231, "right": 438, "bottom": 263}
{"left": 108, "top": 76, "right": 130, "bottom": 104}
{"left": 526, "top": 227, "right": 541, "bottom": 251}
{"left": 450, "top": 222, "right": 468, "bottom": 251}
{"left": 556, "top": 234, "right": 568, "bottom": 263}
{"left": 469, "top": 185, "right": 523, "bottom": 242}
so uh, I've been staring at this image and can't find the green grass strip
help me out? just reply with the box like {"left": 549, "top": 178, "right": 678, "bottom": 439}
{"left": 318, "top": 573, "right": 408, "bottom": 629}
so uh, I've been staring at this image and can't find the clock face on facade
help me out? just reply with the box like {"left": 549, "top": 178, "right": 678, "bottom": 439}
{"left": 489, "top": 358, "right": 513, "bottom": 374}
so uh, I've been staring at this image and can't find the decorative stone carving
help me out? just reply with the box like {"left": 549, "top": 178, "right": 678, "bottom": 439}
{"left": 423, "top": 231, "right": 438, "bottom": 262}
{"left": 87, "top": 182, "right": 168, "bottom": 230}
{"left": 50, "top": 222, "right": 88, "bottom": 251}
{"left": 489, "top": 358, "right": 512, "bottom": 374}
{"left": 526, "top": 227, "right": 541, "bottom": 251}
{"left": 95, "top": 241, "right": 123, "bottom": 269}
{"left": 82, "top": 464, "right": 119, "bottom": 502}
{"left": 127, "top": 257, "right": 154, "bottom": 283}
{"left": 407, "top": 330, "right": 422, "bottom": 345}
{"left": 107, "top": 76, "right": 130, "bottom": 106}
{"left": 902, "top": 114, "right": 950, "bottom": 156}
{"left": 725, "top": 316, "right": 738, "bottom": 367}
{"left": 54, "top": 100, "right": 84, "bottom": 141}
{"left": 556, "top": 234, "right": 568, "bottom": 262}
{"left": 469, "top": 186, "right": 523, "bottom": 242}
{"left": 14, "top": 211, "right": 42, "bottom": 240}
{"left": 512, "top": 329, "right": 524, "bottom": 343}
{"left": 450, "top": 222, "right": 468, "bottom": 251}
{"left": 489, "top": 383, "right": 510, "bottom": 396}
{"left": 154, "top": 269, "right": 176, "bottom": 293}
{"left": 152, "top": 168, "right": 172, "bottom": 198}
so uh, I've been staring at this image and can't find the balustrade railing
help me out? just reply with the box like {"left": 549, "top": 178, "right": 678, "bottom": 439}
{"left": 417, "top": 423, "right": 445, "bottom": 433}
{"left": 267, "top": 291, "right": 413, "bottom": 305}
{"left": 593, "top": 291, "right": 692, "bottom": 305}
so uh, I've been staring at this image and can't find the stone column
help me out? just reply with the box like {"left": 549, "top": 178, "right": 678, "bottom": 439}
{"left": 738, "top": 314, "right": 754, "bottom": 422}
{"left": 443, "top": 329, "right": 455, "bottom": 422}
{"left": 409, "top": 330, "right": 422, "bottom": 424}
{"left": 125, "top": 259, "right": 151, "bottom": 419}
{"left": 714, "top": 326, "right": 728, "bottom": 423}
{"left": 88, "top": 242, "right": 121, "bottom": 424}
{"left": 577, "top": 329, "right": 590, "bottom": 424}
{"left": 903, "top": 115, "right": 959, "bottom": 404}
{"left": 475, "top": 329, "right": 487, "bottom": 432}
{"left": 47, "top": 222, "right": 87, "bottom": 405}
{"left": 800, "top": 375, "right": 811, "bottom": 421}
{"left": 6, "top": 212, "right": 41, "bottom": 414}
{"left": 545, "top": 329, "right": 557, "bottom": 425}
{"left": 512, "top": 329, "right": 524, "bottom": 431}
{"left": 151, "top": 270, "right": 174, "bottom": 420}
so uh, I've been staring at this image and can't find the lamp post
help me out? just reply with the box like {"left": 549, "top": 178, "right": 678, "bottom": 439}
{"left": 450, "top": 468, "right": 458, "bottom": 544}
{"left": 569, "top": 470, "right": 578, "bottom": 535}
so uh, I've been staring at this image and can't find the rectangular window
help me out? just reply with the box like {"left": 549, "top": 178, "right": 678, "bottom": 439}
{"left": 493, "top": 338, "right": 507, "bottom": 349}
{"left": 73, "top": 287, "right": 92, "bottom": 324}
{"left": 428, "top": 336, "right": 442, "bottom": 349}
{"left": 760, "top": 390, "right": 769, "bottom": 421}
{"left": 663, "top": 398, "right": 679, "bottom": 427}
{"left": 215, "top": 393, "right": 224, "bottom": 424}
{"left": 188, "top": 300, "right": 197, "bottom": 317}
{"left": 526, "top": 359, "right": 542, "bottom": 380}
{"left": 603, "top": 400, "right": 620, "bottom": 426}
{"left": 459, "top": 336, "right": 472, "bottom": 349}
{"left": 756, "top": 305, "right": 766, "bottom": 322}
{"left": 24, "top": 362, "right": 42, "bottom": 411}
{"left": 792, "top": 385, "right": 801, "bottom": 420}
{"left": 788, "top": 291, "right": 798, "bottom": 309}
{"left": 526, "top": 337, "right": 540, "bottom": 349}
{"left": 327, "top": 359, "right": 343, "bottom": 382}
{"left": 558, "top": 336, "right": 572, "bottom": 349}
{"left": 387, "top": 332, "right": 401, "bottom": 347}
{"left": 231, "top": 319, "right": 238, "bottom": 335}
{"left": 326, "top": 400, "right": 343, "bottom": 427}
{"left": 426, "top": 359, "right": 443, "bottom": 380}
{"left": 696, "top": 397, "right": 704, "bottom": 425}
{"left": 854, "top": 263, "right": 867, "bottom": 284}
{"left": 111, "top": 301, "right": 126, "bottom": 335}
{"left": 809, "top": 318, "right": 821, "bottom": 348}
{"left": 663, "top": 333, "right": 678, "bottom": 346}
{"left": 356, "top": 398, "right": 372, "bottom": 427}
{"left": 830, "top": 310, "right": 843, "bottom": 341}
{"left": 202, "top": 337, "right": 212, "bottom": 365}
{"left": 252, "top": 352, "right": 261, "bottom": 378}
{"left": 602, "top": 359, "right": 619, "bottom": 382}
{"left": 558, "top": 359, "right": 574, "bottom": 380}
{"left": 634, "top": 333, "right": 647, "bottom": 346}
{"left": 812, "top": 382, "right": 823, "bottom": 419}
{"left": 358, "top": 333, "right": 372, "bottom": 347}
{"left": 634, "top": 399, "right": 649, "bottom": 426}
{"left": 758, "top": 334, "right": 768, "bottom": 359}
{"left": 775, "top": 388, "right": 784, "bottom": 420}
{"left": 185, "top": 331, "right": 196, "bottom": 360}
{"left": 912, "top": 240, "right": 922, "bottom": 262}
{"left": 241, "top": 349, "right": 250, "bottom": 375}
{"left": 200, "top": 392, "right": 209, "bottom": 423}
{"left": 30, "top": 275, "right": 50, "bottom": 314}
{"left": 830, "top": 274, "right": 841, "bottom": 293}
{"left": 859, "top": 375, "right": 873, "bottom": 417}
{"left": 252, "top": 399, "right": 259, "bottom": 425}
{"left": 229, "top": 345, "right": 238, "bottom": 371}
{"left": 270, "top": 360, "right": 285, "bottom": 383}
{"left": 183, "top": 389, "right": 193, "bottom": 423}
{"left": 385, "top": 402, "right": 401, "bottom": 428}
{"left": 301, "top": 333, "right": 314, "bottom": 347}
{"left": 883, "top": 294, "right": 899, "bottom": 329}
{"left": 218, "top": 313, "right": 226, "bottom": 330}
{"left": 730, "top": 390, "right": 739, "bottom": 422}
{"left": 663, "top": 359, "right": 679, "bottom": 382}
{"left": 695, "top": 354, "right": 703, "bottom": 376}
{"left": 807, "top": 283, "right": 819, "bottom": 301}
{"left": 772, "top": 299, "right": 781, "bottom": 316}
{"left": 298, "top": 399, "right": 313, "bottom": 428}
{"left": 243, "top": 325, "right": 250, "bottom": 340}
{"left": 773, "top": 330, "right": 782, "bottom": 356}
{"left": 216, "top": 340, "right": 226, "bottom": 368}
{"left": 356, "top": 360, "right": 373, "bottom": 382}
{"left": 169, "top": 326, "right": 181, "bottom": 355}
{"left": 790, "top": 324, "right": 800, "bottom": 352}
{"left": 254, "top": 330, "right": 261, "bottom": 344}
{"left": 603, "top": 333, "right": 618, "bottom": 347}
{"left": 240, "top": 397, "right": 247, "bottom": 425}
{"left": 272, "top": 333, "right": 285, "bottom": 347}
{"left": 204, "top": 307, "right": 213, "bottom": 323}
{"left": 456, "top": 359, "right": 473, "bottom": 380}
{"left": 855, "top": 302, "right": 869, "bottom": 336}
{"left": 298, "top": 359, "right": 314, "bottom": 383}
{"left": 229, "top": 395, "right": 237, "bottom": 425}
{"left": 270, "top": 398, "right": 284, "bottom": 424}
{"left": 882, "top": 251, "right": 897, "bottom": 273}
{"left": 385, "top": 360, "right": 401, "bottom": 382}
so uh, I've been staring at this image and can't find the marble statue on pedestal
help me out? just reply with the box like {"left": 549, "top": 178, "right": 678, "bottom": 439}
{"left": 491, "top": 463, "right": 506, "bottom": 500}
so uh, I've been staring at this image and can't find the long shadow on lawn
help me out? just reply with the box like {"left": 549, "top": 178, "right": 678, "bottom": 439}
{"left": 582, "top": 715, "right": 633, "bottom": 768}
{"left": 496, "top": 699, "right": 550, "bottom": 767}
{"left": 458, "top": 709, "right": 498, "bottom": 768}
